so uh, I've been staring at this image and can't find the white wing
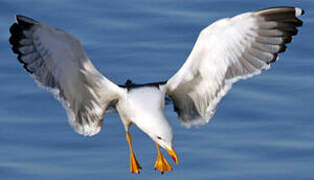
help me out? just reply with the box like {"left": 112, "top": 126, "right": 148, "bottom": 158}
{"left": 165, "top": 7, "right": 304, "bottom": 127}
{"left": 9, "top": 15, "right": 124, "bottom": 136}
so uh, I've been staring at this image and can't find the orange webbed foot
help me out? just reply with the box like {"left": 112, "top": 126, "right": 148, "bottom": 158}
{"left": 154, "top": 143, "right": 172, "bottom": 174}
{"left": 130, "top": 150, "right": 142, "bottom": 174}
{"left": 126, "top": 132, "right": 142, "bottom": 174}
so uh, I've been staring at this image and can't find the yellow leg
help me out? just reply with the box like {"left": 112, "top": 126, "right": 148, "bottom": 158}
{"left": 154, "top": 143, "right": 172, "bottom": 174}
{"left": 126, "top": 132, "right": 142, "bottom": 174}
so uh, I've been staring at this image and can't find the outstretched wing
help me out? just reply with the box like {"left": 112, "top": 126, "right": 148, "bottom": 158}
{"left": 165, "top": 7, "right": 304, "bottom": 127}
{"left": 9, "top": 15, "right": 124, "bottom": 136}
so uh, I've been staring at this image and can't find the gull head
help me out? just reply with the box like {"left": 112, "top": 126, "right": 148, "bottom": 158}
{"left": 138, "top": 115, "right": 178, "bottom": 164}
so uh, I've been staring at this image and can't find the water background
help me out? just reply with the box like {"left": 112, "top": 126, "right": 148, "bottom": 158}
{"left": 1, "top": 0, "right": 314, "bottom": 179}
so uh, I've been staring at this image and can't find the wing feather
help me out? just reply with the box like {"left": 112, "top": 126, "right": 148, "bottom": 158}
{"left": 9, "top": 15, "right": 124, "bottom": 136}
{"left": 165, "top": 7, "right": 304, "bottom": 127}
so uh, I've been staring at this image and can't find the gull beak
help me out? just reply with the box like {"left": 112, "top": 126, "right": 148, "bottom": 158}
{"left": 166, "top": 146, "right": 178, "bottom": 164}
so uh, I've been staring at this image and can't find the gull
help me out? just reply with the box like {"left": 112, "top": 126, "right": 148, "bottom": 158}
{"left": 9, "top": 6, "right": 304, "bottom": 174}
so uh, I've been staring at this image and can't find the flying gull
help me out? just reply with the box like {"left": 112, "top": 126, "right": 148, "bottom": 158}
{"left": 9, "top": 6, "right": 304, "bottom": 174}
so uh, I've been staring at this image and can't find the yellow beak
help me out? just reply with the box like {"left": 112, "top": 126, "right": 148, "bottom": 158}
{"left": 166, "top": 147, "right": 178, "bottom": 164}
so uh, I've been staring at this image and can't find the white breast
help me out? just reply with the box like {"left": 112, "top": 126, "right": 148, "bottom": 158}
{"left": 127, "top": 86, "right": 166, "bottom": 123}
{"left": 120, "top": 86, "right": 172, "bottom": 140}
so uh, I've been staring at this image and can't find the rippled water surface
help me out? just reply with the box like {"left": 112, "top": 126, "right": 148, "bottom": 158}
{"left": 1, "top": 0, "right": 314, "bottom": 179}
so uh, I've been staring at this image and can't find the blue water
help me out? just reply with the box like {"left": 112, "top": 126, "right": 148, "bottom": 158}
{"left": 1, "top": 0, "right": 314, "bottom": 179}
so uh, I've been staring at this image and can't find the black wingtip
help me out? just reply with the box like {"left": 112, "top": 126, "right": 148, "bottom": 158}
{"left": 16, "top": 14, "right": 38, "bottom": 23}
{"left": 15, "top": 15, "right": 38, "bottom": 30}
{"left": 9, "top": 23, "right": 20, "bottom": 35}
{"left": 9, "top": 24, "right": 23, "bottom": 53}
{"left": 278, "top": 44, "right": 287, "bottom": 53}
{"left": 301, "top": 9, "right": 305, "bottom": 15}
{"left": 9, "top": 15, "right": 37, "bottom": 74}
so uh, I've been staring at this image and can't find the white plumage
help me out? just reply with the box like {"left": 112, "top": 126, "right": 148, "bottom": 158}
{"left": 165, "top": 7, "right": 304, "bottom": 127}
{"left": 9, "top": 6, "right": 304, "bottom": 174}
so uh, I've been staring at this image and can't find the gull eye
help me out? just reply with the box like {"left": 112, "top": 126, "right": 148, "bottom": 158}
{"left": 157, "top": 136, "right": 162, "bottom": 140}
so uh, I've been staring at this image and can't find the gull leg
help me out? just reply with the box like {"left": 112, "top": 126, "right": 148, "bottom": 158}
{"left": 154, "top": 143, "right": 172, "bottom": 174}
{"left": 126, "top": 132, "right": 142, "bottom": 174}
